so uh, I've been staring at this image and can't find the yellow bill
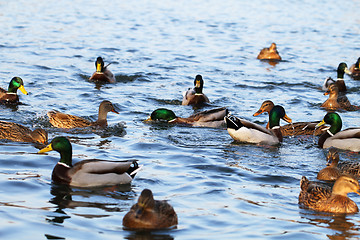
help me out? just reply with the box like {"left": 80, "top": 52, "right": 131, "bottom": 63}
{"left": 19, "top": 85, "right": 28, "bottom": 95}
{"left": 283, "top": 114, "right": 292, "bottom": 124}
{"left": 316, "top": 119, "right": 326, "bottom": 128}
{"left": 96, "top": 63, "right": 102, "bottom": 72}
{"left": 38, "top": 143, "right": 54, "bottom": 154}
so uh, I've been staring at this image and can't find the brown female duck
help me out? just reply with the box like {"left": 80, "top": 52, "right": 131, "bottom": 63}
{"left": 253, "top": 100, "right": 325, "bottom": 136}
{"left": 349, "top": 57, "right": 360, "bottom": 80}
{"left": 47, "top": 100, "right": 118, "bottom": 129}
{"left": 0, "top": 77, "right": 28, "bottom": 104}
{"left": 321, "top": 83, "right": 359, "bottom": 111}
{"left": 0, "top": 121, "right": 47, "bottom": 145}
{"left": 318, "top": 148, "right": 360, "bottom": 181}
{"left": 122, "top": 189, "right": 178, "bottom": 230}
{"left": 89, "top": 57, "right": 116, "bottom": 83}
{"left": 257, "top": 43, "right": 281, "bottom": 60}
{"left": 299, "top": 175, "right": 360, "bottom": 214}
{"left": 182, "top": 75, "right": 210, "bottom": 106}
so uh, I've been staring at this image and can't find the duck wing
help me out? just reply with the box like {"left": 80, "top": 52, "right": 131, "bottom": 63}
{"left": 188, "top": 107, "right": 228, "bottom": 122}
{"left": 48, "top": 110, "right": 91, "bottom": 129}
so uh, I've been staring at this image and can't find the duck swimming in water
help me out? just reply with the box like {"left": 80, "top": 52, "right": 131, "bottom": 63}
{"left": 89, "top": 57, "right": 116, "bottom": 83}
{"left": 0, "top": 77, "right": 28, "bottom": 104}
{"left": 257, "top": 43, "right": 282, "bottom": 60}
{"left": 322, "top": 62, "right": 350, "bottom": 92}
{"left": 182, "top": 75, "right": 210, "bottom": 106}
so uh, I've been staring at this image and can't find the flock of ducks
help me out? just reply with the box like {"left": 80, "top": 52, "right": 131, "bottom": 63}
{"left": 1, "top": 45, "right": 360, "bottom": 229}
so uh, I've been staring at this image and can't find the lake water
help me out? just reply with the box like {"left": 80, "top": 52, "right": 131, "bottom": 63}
{"left": 1, "top": 0, "right": 360, "bottom": 239}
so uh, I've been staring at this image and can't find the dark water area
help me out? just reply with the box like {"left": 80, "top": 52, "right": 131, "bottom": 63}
{"left": 1, "top": 0, "right": 360, "bottom": 239}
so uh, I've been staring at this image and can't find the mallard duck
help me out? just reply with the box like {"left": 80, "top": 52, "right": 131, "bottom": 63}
{"left": 145, "top": 107, "right": 228, "bottom": 128}
{"left": 317, "top": 148, "right": 342, "bottom": 181}
{"left": 0, "top": 121, "right": 47, "bottom": 145}
{"left": 257, "top": 43, "right": 282, "bottom": 60}
{"left": 318, "top": 148, "right": 360, "bottom": 181}
{"left": 47, "top": 100, "right": 119, "bottom": 129}
{"left": 321, "top": 83, "right": 358, "bottom": 111}
{"left": 182, "top": 75, "right": 210, "bottom": 106}
{"left": 38, "top": 136, "right": 140, "bottom": 187}
{"left": 316, "top": 112, "right": 360, "bottom": 152}
{"left": 0, "top": 77, "right": 28, "bottom": 104}
{"left": 89, "top": 57, "right": 115, "bottom": 83}
{"left": 299, "top": 175, "right": 360, "bottom": 214}
{"left": 122, "top": 189, "right": 178, "bottom": 230}
{"left": 224, "top": 105, "right": 292, "bottom": 145}
{"left": 322, "top": 63, "right": 350, "bottom": 92}
{"left": 349, "top": 57, "right": 360, "bottom": 80}
{"left": 253, "top": 100, "right": 326, "bottom": 136}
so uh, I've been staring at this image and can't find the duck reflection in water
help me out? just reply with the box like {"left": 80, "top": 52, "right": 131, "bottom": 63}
{"left": 47, "top": 183, "right": 132, "bottom": 224}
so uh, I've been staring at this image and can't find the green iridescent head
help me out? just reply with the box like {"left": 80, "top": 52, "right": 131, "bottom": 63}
{"left": 268, "top": 105, "right": 292, "bottom": 129}
{"left": 8, "top": 77, "right": 28, "bottom": 95}
{"left": 147, "top": 108, "right": 177, "bottom": 122}
{"left": 317, "top": 112, "right": 342, "bottom": 135}
{"left": 337, "top": 62, "right": 350, "bottom": 78}
{"left": 38, "top": 136, "right": 73, "bottom": 166}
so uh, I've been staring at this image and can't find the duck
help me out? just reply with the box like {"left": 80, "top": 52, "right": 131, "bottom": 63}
{"left": 316, "top": 112, "right": 360, "bottom": 152}
{"left": 145, "top": 107, "right": 228, "bottom": 128}
{"left": 322, "top": 63, "right": 350, "bottom": 92}
{"left": 0, "top": 77, "right": 28, "bottom": 104}
{"left": 253, "top": 100, "right": 326, "bottom": 136}
{"left": 299, "top": 175, "right": 360, "bottom": 214}
{"left": 47, "top": 100, "right": 119, "bottom": 129}
{"left": 318, "top": 148, "right": 360, "bottom": 181}
{"left": 182, "top": 75, "right": 210, "bottom": 106}
{"left": 38, "top": 136, "right": 140, "bottom": 187}
{"left": 349, "top": 57, "right": 360, "bottom": 80}
{"left": 224, "top": 105, "right": 292, "bottom": 145}
{"left": 89, "top": 57, "right": 116, "bottom": 83}
{"left": 122, "top": 189, "right": 178, "bottom": 230}
{"left": 257, "top": 43, "right": 282, "bottom": 60}
{"left": 0, "top": 121, "right": 47, "bottom": 145}
{"left": 321, "top": 83, "right": 358, "bottom": 111}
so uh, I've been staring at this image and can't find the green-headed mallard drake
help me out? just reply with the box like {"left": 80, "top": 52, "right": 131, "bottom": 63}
{"left": 145, "top": 107, "right": 227, "bottom": 128}
{"left": 182, "top": 75, "right": 210, "bottom": 106}
{"left": 47, "top": 100, "right": 119, "bottom": 129}
{"left": 122, "top": 189, "right": 178, "bottom": 230}
{"left": 0, "top": 121, "right": 47, "bottom": 145}
{"left": 318, "top": 148, "right": 360, "bottom": 181}
{"left": 321, "top": 83, "right": 359, "bottom": 111}
{"left": 224, "top": 105, "right": 292, "bottom": 145}
{"left": 322, "top": 63, "right": 350, "bottom": 92}
{"left": 89, "top": 57, "right": 115, "bottom": 83}
{"left": 253, "top": 100, "right": 326, "bottom": 136}
{"left": 349, "top": 57, "right": 360, "bottom": 80}
{"left": 317, "top": 148, "right": 342, "bottom": 181}
{"left": 316, "top": 112, "right": 360, "bottom": 152}
{"left": 257, "top": 43, "right": 282, "bottom": 60}
{"left": 0, "top": 77, "right": 28, "bottom": 104}
{"left": 38, "top": 136, "right": 139, "bottom": 187}
{"left": 299, "top": 175, "right": 360, "bottom": 214}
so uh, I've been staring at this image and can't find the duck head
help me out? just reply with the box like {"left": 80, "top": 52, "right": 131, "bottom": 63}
{"left": 337, "top": 62, "right": 351, "bottom": 79}
{"left": 326, "top": 148, "right": 340, "bottom": 167}
{"left": 135, "top": 189, "right": 155, "bottom": 218}
{"left": 95, "top": 57, "right": 105, "bottom": 73}
{"left": 146, "top": 108, "right": 177, "bottom": 122}
{"left": 332, "top": 175, "right": 360, "bottom": 197}
{"left": 253, "top": 100, "right": 275, "bottom": 116}
{"left": 316, "top": 112, "right": 342, "bottom": 135}
{"left": 8, "top": 77, "right": 28, "bottom": 95}
{"left": 268, "top": 105, "right": 292, "bottom": 129}
{"left": 38, "top": 136, "right": 73, "bottom": 166}
{"left": 194, "top": 75, "right": 204, "bottom": 94}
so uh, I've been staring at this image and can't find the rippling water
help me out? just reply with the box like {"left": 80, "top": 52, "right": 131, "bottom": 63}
{"left": 1, "top": 0, "right": 360, "bottom": 239}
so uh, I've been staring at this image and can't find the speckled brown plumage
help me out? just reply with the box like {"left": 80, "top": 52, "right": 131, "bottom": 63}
{"left": 123, "top": 189, "right": 178, "bottom": 230}
{"left": 0, "top": 121, "right": 47, "bottom": 145}
{"left": 257, "top": 43, "right": 281, "bottom": 60}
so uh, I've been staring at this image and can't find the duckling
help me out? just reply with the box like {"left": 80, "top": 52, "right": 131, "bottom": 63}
{"left": 349, "top": 57, "right": 360, "bottom": 80}
{"left": 122, "top": 189, "right": 178, "bottom": 230}
{"left": 321, "top": 83, "right": 358, "bottom": 111}
{"left": 299, "top": 175, "right": 360, "bottom": 214}
{"left": 182, "top": 75, "right": 210, "bottom": 106}
{"left": 0, "top": 77, "right": 28, "bottom": 104}
{"left": 38, "top": 136, "right": 140, "bottom": 187}
{"left": 253, "top": 100, "right": 326, "bottom": 136}
{"left": 257, "top": 43, "right": 282, "bottom": 60}
{"left": 316, "top": 112, "right": 360, "bottom": 152}
{"left": 224, "top": 105, "right": 292, "bottom": 145}
{"left": 47, "top": 100, "right": 119, "bottom": 129}
{"left": 0, "top": 121, "right": 47, "bottom": 145}
{"left": 146, "top": 107, "right": 227, "bottom": 128}
{"left": 317, "top": 148, "right": 342, "bottom": 181}
{"left": 322, "top": 63, "right": 350, "bottom": 92}
{"left": 89, "top": 57, "right": 115, "bottom": 83}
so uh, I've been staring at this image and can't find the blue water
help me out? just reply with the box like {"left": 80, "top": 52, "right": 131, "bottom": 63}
{"left": 1, "top": 0, "right": 360, "bottom": 239}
